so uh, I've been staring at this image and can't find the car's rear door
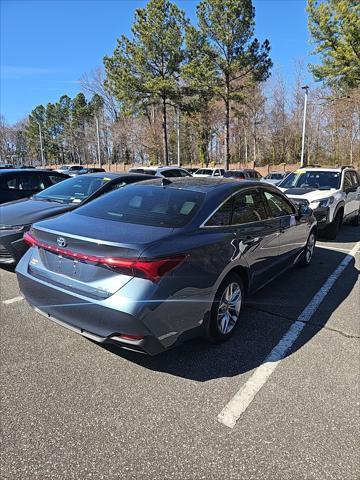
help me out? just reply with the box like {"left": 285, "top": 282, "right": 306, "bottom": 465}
{"left": 231, "top": 188, "right": 281, "bottom": 290}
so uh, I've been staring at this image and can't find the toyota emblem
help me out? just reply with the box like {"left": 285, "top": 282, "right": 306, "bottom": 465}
{"left": 57, "top": 236, "right": 67, "bottom": 248}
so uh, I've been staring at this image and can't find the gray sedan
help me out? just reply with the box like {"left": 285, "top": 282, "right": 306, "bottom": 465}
{"left": 17, "top": 178, "right": 316, "bottom": 355}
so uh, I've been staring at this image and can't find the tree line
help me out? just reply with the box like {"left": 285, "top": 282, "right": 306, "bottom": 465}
{"left": 1, "top": 0, "right": 359, "bottom": 169}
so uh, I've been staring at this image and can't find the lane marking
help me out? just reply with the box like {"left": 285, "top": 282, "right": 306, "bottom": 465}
{"left": 2, "top": 296, "right": 24, "bottom": 305}
{"left": 217, "top": 241, "right": 360, "bottom": 429}
{"left": 316, "top": 244, "right": 357, "bottom": 253}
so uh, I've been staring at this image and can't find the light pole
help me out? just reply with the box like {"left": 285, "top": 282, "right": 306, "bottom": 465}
{"left": 37, "top": 122, "right": 45, "bottom": 167}
{"left": 300, "top": 85, "right": 309, "bottom": 168}
{"left": 176, "top": 106, "right": 180, "bottom": 167}
{"left": 95, "top": 116, "right": 101, "bottom": 168}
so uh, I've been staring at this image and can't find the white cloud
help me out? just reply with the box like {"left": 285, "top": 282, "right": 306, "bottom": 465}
{"left": 0, "top": 65, "right": 62, "bottom": 79}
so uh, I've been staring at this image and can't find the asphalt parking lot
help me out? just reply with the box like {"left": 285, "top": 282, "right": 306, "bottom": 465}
{"left": 1, "top": 225, "right": 359, "bottom": 480}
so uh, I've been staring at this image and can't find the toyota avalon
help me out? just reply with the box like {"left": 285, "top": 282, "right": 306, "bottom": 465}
{"left": 17, "top": 178, "right": 316, "bottom": 354}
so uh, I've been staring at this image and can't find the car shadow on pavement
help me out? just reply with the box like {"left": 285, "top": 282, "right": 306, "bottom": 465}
{"left": 101, "top": 245, "right": 358, "bottom": 382}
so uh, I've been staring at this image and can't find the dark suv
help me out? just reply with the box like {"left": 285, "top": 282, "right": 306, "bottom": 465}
{"left": 224, "top": 169, "right": 262, "bottom": 180}
{"left": 0, "top": 169, "right": 69, "bottom": 204}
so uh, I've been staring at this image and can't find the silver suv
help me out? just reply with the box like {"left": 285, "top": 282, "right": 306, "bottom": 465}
{"left": 278, "top": 166, "right": 360, "bottom": 239}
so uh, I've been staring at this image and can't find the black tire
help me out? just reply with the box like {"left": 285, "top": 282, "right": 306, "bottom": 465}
{"left": 350, "top": 209, "right": 360, "bottom": 226}
{"left": 324, "top": 209, "right": 342, "bottom": 240}
{"left": 206, "top": 273, "right": 244, "bottom": 343}
{"left": 298, "top": 229, "right": 316, "bottom": 267}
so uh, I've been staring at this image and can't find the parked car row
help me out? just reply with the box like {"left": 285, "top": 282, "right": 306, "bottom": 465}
{"left": 1, "top": 164, "right": 358, "bottom": 356}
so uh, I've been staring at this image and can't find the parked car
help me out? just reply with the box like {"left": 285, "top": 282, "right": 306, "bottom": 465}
{"left": 262, "top": 171, "right": 290, "bottom": 185}
{"left": 193, "top": 168, "right": 225, "bottom": 177}
{"left": 224, "top": 169, "right": 262, "bottom": 180}
{"left": 17, "top": 177, "right": 316, "bottom": 355}
{"left": 128, "top": 166, "right": 192, "bottom": 178}
{"left": 74, "top": 167, "right": 106, "bottom": 175}
{"left": 56, "top": 165, "right": 83, "bottom": 176}
{"left": 0, "top": 172, "right": 151, "bottom": 265}
{"left": 0, "top": 169, "right": 68, "bottom": 205}
{"left": 278, "top": 166, "right": 360, "bottom": 239}
{"left": 0, "top": 163, "right": 14, "bottom": 169}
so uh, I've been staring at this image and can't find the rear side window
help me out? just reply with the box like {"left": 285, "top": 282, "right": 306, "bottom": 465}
{"left": 232, "top": 190, "right": 267, "bottom": 224}
{"left": 76, "top": 185, "right": 205, "bottom": 228}
{"left": 264, "top": 190, "right": 295, "bottom": 217}
{"left": 206, "top": 199, "right": 233, "bottom": 226}
{"left": 4, "top": 172, "right": 46, "bottom": 191}
{"left": 2, "top": 174, "right": 18, "bottom": 190}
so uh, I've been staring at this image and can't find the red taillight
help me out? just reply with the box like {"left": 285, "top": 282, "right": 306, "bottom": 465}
{"left": 118, "top": 334, "right": 144, "bottom": 341}
{"left": 23, "top": 231, "right": 186, "bottom": 282}
{"left": 23, "top": 231, "right": 37, "bottom": 246}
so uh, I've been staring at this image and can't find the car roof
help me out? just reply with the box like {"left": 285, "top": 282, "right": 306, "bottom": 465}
{"left": 296, "top": 167, "right": 343, "bottom": 172}
{"left": 157, "top": 166, "right": 187, "bottom": 171}
{"left": 134, "top": 176, "right": 266, "bottom": 193}
{"left": 0, "top": 168, "right": 55, "bottom": 173}
{"left": 79, "top": 172, "right": 154, "bottom": 179}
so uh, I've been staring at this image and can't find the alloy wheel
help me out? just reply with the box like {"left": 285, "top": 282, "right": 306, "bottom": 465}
{"left": 217, "top": 282, "right": 242, "bottom": 335}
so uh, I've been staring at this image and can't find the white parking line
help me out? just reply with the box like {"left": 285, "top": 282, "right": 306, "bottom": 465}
{"left": 2, "top": 296, "right": 24, "bottom": 305}
{"left": 316, "top": 244, "right": 356, "bottom": 253}
{"left": 217, "top": 241, "right": 360, "bottom": 429}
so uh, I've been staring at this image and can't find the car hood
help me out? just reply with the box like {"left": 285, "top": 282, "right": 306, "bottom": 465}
{"left": 0, "top": 198, "right": 73, "bottom": 226}
{"left": 279, "top": 187, "right": 336, "bottom": 202}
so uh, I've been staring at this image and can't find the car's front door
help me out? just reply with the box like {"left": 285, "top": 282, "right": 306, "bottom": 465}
{"left": 343, "top": 171, "right": 359, "bottom": 218}
{"left": 231, "top": 188, "right": 281, "bottom": 290}
{"left": 261, "top": 188, "right": 306, "bottom": 266}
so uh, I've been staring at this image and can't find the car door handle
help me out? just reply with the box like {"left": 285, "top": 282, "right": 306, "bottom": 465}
{"left": 243, "top": 235, "right": 259, "bottom": 245}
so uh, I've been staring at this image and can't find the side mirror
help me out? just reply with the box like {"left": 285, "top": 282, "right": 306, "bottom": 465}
{"left": 297, "top": 203, "right": 312, "bottom": 217}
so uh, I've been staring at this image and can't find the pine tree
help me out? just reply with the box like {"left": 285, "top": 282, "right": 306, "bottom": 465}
{"left": 185, "top": 0, "right": 272, "bottom": 169}
{"left": 104, "top": 0, "right": 187, "bottom": 165}
{"left": 307, "top": 0, "right": 360, "bottom": 90}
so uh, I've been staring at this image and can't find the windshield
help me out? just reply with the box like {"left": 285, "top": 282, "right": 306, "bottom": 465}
{"left": 195, "top": 169, "right": 213, "bottom": 175}
{"left": 76, "top": 184, "right": 205, "bottom": 228}
{"left": 279, "top": 170, "right": 341, "bottom": 190}
{"left": 34, "top": 175, "right": 111, "bottom": 204}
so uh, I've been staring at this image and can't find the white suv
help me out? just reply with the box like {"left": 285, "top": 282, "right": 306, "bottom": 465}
{"left": 128, "top": 166, "right": 192, "bottom": 178}
{"left": 278, "top": 167, "right": 360, "bottom": 239}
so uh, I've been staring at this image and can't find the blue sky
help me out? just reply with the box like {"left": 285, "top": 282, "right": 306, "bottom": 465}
{"left": 1, "top": 0, "right": 314, "bottom": 125}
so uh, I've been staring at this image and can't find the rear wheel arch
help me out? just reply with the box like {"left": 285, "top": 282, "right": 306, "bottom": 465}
{"left": 226, "top": 265, "right": 250, "bottom": 295}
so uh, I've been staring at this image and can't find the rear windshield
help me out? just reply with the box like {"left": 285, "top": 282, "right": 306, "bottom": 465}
{"left": 75, "top": 184, "right": 205, "bottom": 228}
{"left": 279, "top": 170, "right": 341, "bottom": 190}
{"left": 34, "top": 175, "right": 111, "bottom": 203}
{"left": 224, "top": 171, "right": 245, "bottom": 178}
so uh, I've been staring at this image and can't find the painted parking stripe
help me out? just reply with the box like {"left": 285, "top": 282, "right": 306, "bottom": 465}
{"left": 217, "top": 241, "right": 360, "bottom": 429}
{"left": 2, "top": 296, "right": 24, "bottom": 305}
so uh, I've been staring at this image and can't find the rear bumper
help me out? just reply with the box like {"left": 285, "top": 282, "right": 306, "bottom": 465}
{"left": 16, "top": 250, "right": 207, "bottom": 355}
{"left": 17, "top": 267, "right": 166, "bottom": 355}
